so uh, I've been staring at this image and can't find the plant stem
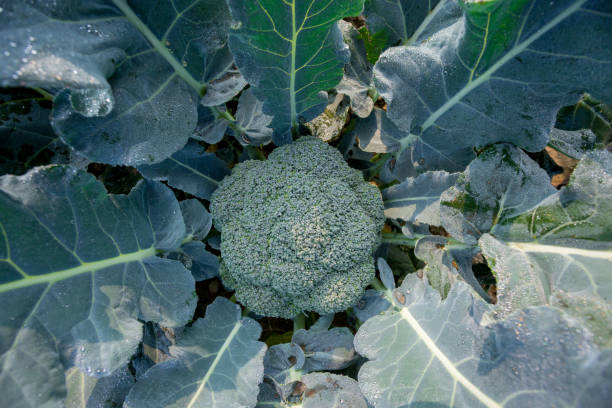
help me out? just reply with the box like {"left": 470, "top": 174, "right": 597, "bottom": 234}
{"left": 370, "top": 276, "right": 386, "bottom": 291}
{"left": 293, "top": 313, "right": 306, "bottom": 332}
{"left": 33, "top": 87, "right": 54, "bottom": 101}
{"left": 381, "top": 232, "right": 424, "bottom": 246}
{"left": 245, "top": 146, "right": 266, "bottom": 160}
{"left": 382, "top": 232, "right": 466, "bottom": 247}
{"left": 368, "top": 152, "right": 392, "bottom": 180}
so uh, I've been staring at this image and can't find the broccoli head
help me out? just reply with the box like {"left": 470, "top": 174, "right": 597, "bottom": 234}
{"left": 210, "top": 137, "right": 384, "bottom": 318}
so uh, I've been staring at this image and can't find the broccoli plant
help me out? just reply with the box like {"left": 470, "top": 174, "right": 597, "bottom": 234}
{"left": 0, "top": 1, "right": 611, "bottom": 408}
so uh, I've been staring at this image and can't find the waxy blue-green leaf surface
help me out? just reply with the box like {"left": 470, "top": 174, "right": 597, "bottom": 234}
{"left": 226, "top": 0, "right": 364, "bottom": 144}
{"left": 478, "top": 150, "right": 612, "bottom": 344}
{"left": 374, "top": 0, "right": 612, "bottom": 171}
{"left": 64, "top": 365, "right": 134, "bottom": 408}
{"left": 415, "top": 236, "right": 489, "bottom": 301}
{"left": 193, "top": 104, "right": 230, "bottom": 144}
{"left": 440, "top": 144, "right": 556, "bottom": 246}
{"left": 232, "top": 88, "right": 274, "bottom": 146}
{"left": 169, "top": 200, "right": 219, "bottom": 281}
{"left": 547, "top": 128, "right": 598, "bottom": 159}
{"left": 336, "top": 20, "right": 374, "bottom": 118}
{"left": 384, "top": 170, "right": 459, "bottom": 227}
{"left": 124, "top": 297, "right": 266, "bottom": 408}
{"left": 355, "top": 274, "right": 612, "bottom": 408}
{"left": 0, "top": 166, "right": 197, "bottom": 408}
{"left": 363, "top": 0, "right": 456, "bottom": 48}
{"left": 2, "top": 0, "right": 233, "bottom": 165}
{"left": 138, "top": 139, "right": 231, "bottom": 200}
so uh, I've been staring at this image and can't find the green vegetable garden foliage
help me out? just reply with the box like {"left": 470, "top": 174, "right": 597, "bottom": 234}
{"left": 0, "top": 0, "right": 611, "bottom": 407}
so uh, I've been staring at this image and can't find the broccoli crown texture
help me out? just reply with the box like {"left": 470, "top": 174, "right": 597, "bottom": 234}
{"left": 210, "top": 137, "right": 385, "bottom": 318}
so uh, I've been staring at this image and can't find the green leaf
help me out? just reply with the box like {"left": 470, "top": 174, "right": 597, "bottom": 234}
{"left": 374, "top": 0, "right": 612, "bottom": 171}
{"left": 414, "top": 235, "right": 489, "bottom": 301}
{"left": 363, "top": 0, "right": 450, "bottom": 48}
{"left": 336, "top": 20, "right": 374, "bottom": 119}
{"left": 138, "top": 140, "right": 231, "bottom": 200}
{"left": 357, "top": 26, "right": 387, "bottom": 65}
{"left": 0, "top": 166, "right": 196, "bottom": 408}
{"left": 556, "top": 94, "right": 612, "bottom": 147}
{"left": 1, "top": 0, "right": 234, "bottom": 165}
{"left": 297, "top": 373, "right": 368, "bottom": 408}
{"left": 64, "top": 365, "right": 134, "bottom": 408}
{"left": 232, "top": 88, "right": 274, "bottom": 146}
{"left": 547, "top": 128, "right": 598, "bottom": 160}
{"left": 355, "top": 274, "right": 612, "bottom": 407}
{"left": 226, "top": 0, "right": 365, "bottom": 144}
{"left": 384, "top": 170, "right": 459, "bottom": 226}
{"left": 440, "top": 144, "right": 556, "bottom": 246}
{"left": 478, "top": 150, "right": 612, "bottom": 345}
{"left": 123, "top": 297, "right": 266, "bottom": 408}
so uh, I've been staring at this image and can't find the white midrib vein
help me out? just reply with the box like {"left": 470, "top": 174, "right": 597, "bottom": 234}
{"left": 168, "top": 157, "right": 220, "bottom": 185}
{"left": 0, "top": 246, "right": 157, "bottom": 293}
{"left": 186, "top": 322, "right": 243, "bottom": 408}
{"left": 289, "top": 0, "right": 298, "bottom": 132}
{"left": 111, "top": 0, "right": 205, "bottom": 94}
{"left": 400, "top": 0, "right": 586, "bottom": 148}
{"left": 507, "top": 242, "right": 612, "bottom": 260}
{"left": 399, "top": 308, "right": 503, "bottom": 408}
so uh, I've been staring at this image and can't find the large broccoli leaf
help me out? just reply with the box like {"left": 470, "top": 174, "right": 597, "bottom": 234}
{"left": 373, "top": 0, "right": 612, "bottom": 171}
{"left": 431, "top": 145, "right": 611, "bottom": 345}
{"left": 226, "top": 0, "right": 364, "bottom": 144}
{"left": 478, "top": 150, "right": 612, "bottom": 345}
{"left": 124, "top": 297, "right": 266, "bottom": 408}
{"left": 1, "top": 0, "right": 234, "bottom": 166}
{"left": 0, "top": 166, "right": 198, "bottom": 408}
{"left": 355, "top": 274, "right": 612, "bottom": 408}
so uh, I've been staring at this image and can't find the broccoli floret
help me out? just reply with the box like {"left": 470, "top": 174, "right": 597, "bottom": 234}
{"left": 210, "top": 137, "right": 384, "bottom": 318}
